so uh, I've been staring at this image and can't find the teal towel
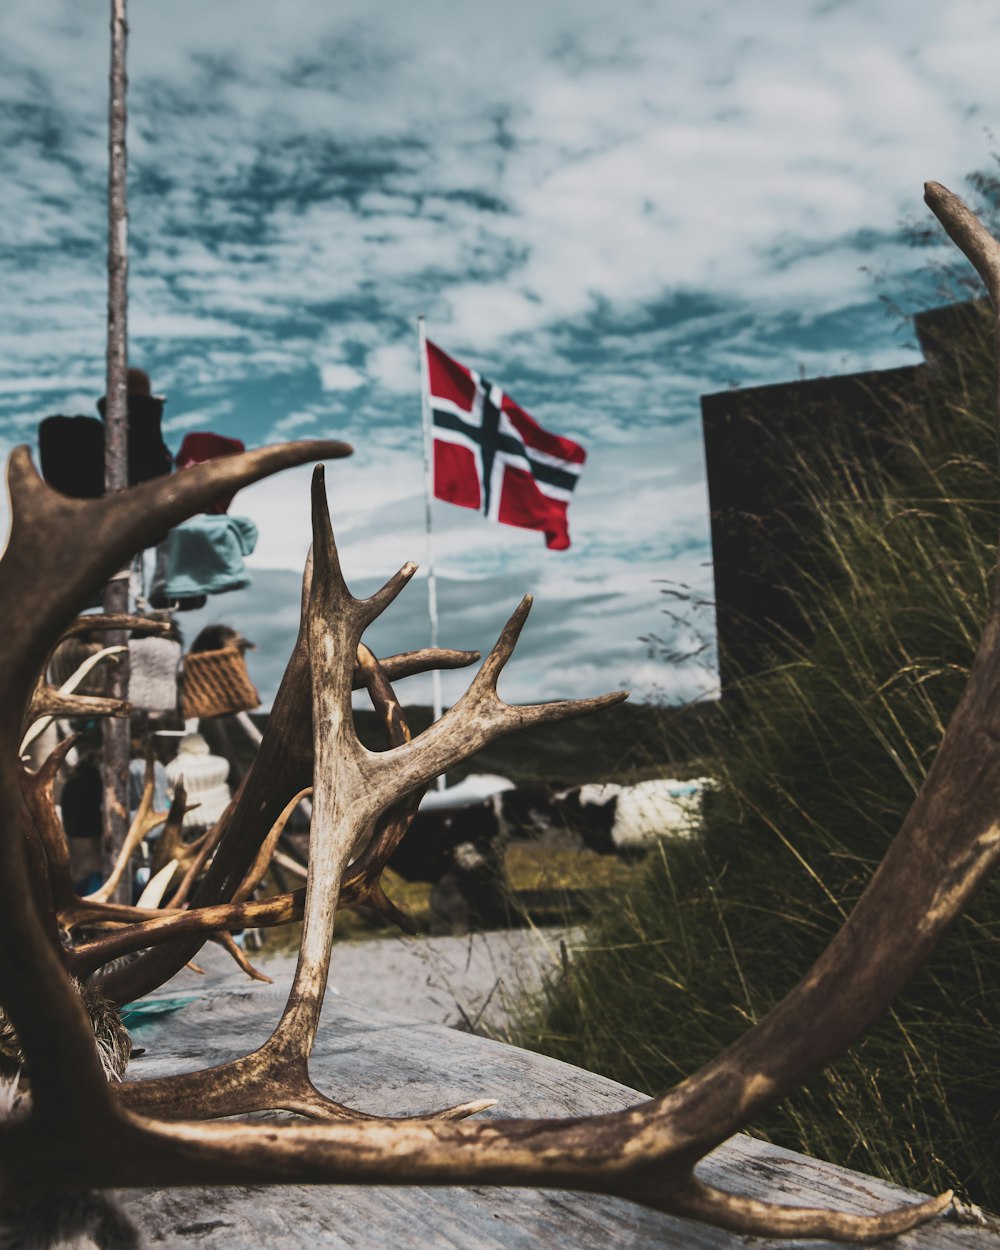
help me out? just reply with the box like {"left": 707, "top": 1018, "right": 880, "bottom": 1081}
{"left": 163, "top": 514, "right": 258, "bottom": 598}
{"left": 120, "top": 995, "right": 197, "bottom": 1030}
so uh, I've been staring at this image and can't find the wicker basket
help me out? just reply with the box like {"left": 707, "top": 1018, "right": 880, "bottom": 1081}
{"left": 180, "top": 647, "right": 260, "bottom": 720}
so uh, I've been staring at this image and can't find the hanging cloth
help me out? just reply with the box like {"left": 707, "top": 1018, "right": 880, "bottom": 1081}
{"left": 128, "top": 636, "right": 182, "bottom": 713}
{"left": 38, "top": 415, "right": 105, "bottom": 498}
{"left": 40, "top": 368, "right": 173, "bottom": 499}
{"left": 175, "top": 431, "right": 246, "bottom": 514}
{"left": 159, "top": 515, "right": 258, "bottom": 600}
{"left": 96, "top": 370, "right": 173, "bottom": 488}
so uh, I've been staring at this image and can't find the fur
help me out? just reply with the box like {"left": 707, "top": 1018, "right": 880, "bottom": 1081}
{"left": 0, "top": 1193, "right": 139, "bottom": 1250}
{"left": 0, "top": 982, "right": 130, "bottom": 1085}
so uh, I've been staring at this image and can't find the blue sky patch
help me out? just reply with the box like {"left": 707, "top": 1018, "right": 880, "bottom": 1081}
{"left": 3, "top": 0, "right": 1000, "bottom": 708}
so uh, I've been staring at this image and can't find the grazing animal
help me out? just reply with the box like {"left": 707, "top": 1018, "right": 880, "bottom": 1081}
{"left": 552, "top": 778, "right": 708, "bottom": 858}
{"left": 389, "top": 777, "right": 553, "bottom": 930}
{"left": 388, "top": 775, "right": 708, "bottom": 930}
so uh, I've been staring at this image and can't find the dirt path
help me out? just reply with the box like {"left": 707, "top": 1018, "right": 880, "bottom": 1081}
{"left": 158, "top": 926, "right": 577, "bottom": 1038}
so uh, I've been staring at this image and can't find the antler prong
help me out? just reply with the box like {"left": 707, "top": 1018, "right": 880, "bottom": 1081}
{"left": 359, "top": 562, "right": 419, "bottom": 627}
{"left": 924, "top": 181, "right": 1000, "bottom": 307}
{"left": 661, "top": 1176, "right": 954, "bottom": 1243}
{"left": 471, "top": 593, "right": 533, "bottom": 693}
{"left": 85, "top": 748, "right": 165, "bottom": 904}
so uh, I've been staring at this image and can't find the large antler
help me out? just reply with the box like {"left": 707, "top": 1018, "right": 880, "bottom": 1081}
{"left": 3, "top": 180, "right": 1000, "bottom": 1241}
{"left": 95, "top": 569, "right": 480, "bottom": 1005}
{"left": 0, "top": 458, "right": 933, "bottom": 1240}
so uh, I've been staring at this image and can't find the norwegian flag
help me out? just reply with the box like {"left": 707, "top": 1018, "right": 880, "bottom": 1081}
{"left": 424, "top": 339, "right": 586, "bottom": 550}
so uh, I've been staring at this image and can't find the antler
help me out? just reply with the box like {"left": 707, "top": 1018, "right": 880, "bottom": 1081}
{"left": 22, "top": 614, "right": 174, "bottom": 748}
{"left": 5, "top": 182, "right": 1000, "bottom": 1239}
{"left": 0, "top": 452, "right": 937, "bottom": 1238}
{"left": 96, "top": 579, "right": 479, "bottom": 1005}
{"left": 84, "top": 749, "right": 167, "bottom": 904}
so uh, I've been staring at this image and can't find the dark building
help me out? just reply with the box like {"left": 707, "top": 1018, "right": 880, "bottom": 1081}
{"left": 701, "top": 299, "right": 989, "bottom": 695}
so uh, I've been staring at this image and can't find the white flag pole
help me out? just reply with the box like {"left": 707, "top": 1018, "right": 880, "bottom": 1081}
{"left": 418, "top": 316, "right": 446, "bottom": 790}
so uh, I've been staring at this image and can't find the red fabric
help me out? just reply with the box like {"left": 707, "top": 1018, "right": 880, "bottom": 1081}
{"left": 434, "top": 441, "right": 481, "bottom": 510}
{"left": 501, "top": 395, "right": 587, "bottom": 467}
{"left": 425, "top": 339, "right": 586, "bottom": 550}
{"left": 427, "top": 341, "right": 477, "bottom": 407}
{"left": 175, "top": 432, "right": 246, "bottom": 514}
{"left": 496, "top": 467, "right": 572, "bottom": 551}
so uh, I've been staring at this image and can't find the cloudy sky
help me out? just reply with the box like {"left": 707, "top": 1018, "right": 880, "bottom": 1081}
{"left": 2, "top": 0, "right": 999, "bottom": 710}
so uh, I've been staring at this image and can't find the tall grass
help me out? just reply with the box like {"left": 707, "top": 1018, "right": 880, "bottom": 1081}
{"left": 513, "top": 300, "right": 1000, "bottom": 1207}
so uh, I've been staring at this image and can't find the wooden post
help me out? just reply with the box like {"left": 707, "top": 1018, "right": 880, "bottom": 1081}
{"left": 102, "top": 0, "right": 132, "bottom": 903}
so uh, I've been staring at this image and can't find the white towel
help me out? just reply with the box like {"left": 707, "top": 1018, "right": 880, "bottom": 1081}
{"left": 128, "top": 637, "right": 181, "bottom": 712}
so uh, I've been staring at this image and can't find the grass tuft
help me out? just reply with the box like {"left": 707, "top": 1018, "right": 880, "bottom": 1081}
{"left": 513, "top": 300, "right": 1000, "bottom": 1208}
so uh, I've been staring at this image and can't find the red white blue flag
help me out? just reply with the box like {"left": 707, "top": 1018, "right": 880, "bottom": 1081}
{"left": 424, "top": 339, "right": 586, "bottom": 550}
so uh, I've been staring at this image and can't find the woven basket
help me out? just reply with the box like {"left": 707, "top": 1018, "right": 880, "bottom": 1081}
{"left": 181, "top": 646, "right": 260, "bottom": 719}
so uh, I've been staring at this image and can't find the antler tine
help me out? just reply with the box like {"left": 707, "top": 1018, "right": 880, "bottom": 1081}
{"left": 23, "top": 650, "right": 130, "bottom": 751}
{"left": 148, "top": 787, "right": 185, "bottom": 876}
{"left": 309, "top": 466, "right": 418, "bottom": 636}
{"left": 309, "top": 466, "right": 347, "bottom": 599}
{"left": 61, "top": 614, "right": 172, "bottom": 639}
{"left": 925, "top": 180, "right": 1000, "bottom": 307}
{"left": 0, "top": 439, "right": 351, "bottom": 709}
{"left": 85, "top": 748, "right": 165, "bottom": 904}
{"left": 233, "top": 787, "right": 313, "bottom": 905}
{"left": 664, "top": 1178, "right": 954, "bottom": 1244}
{"left": 20, "top": 734, "right": 84, "bottom": 914}
{"left": 357, "top": 599, "right": 628, "bottom": 809}
{"left": 468, "top": 593, "right": 533, "bottom": 695}
{"left": 377, "top": 647, "right": 481, "bottom": 683}
{"left": 213, "top": 931, "right": 273, "bottom": 984}
{"left": 164, "top": 798, "right": 229, "bottom": 909}
{"left": 359, "top": 563, "right": 419, "bottom": 630}
{"left": 28, "top": 691, "right": 130, "bottom": 729}
{"left": 27, "top": 730, "right": 79, "bottom": 789}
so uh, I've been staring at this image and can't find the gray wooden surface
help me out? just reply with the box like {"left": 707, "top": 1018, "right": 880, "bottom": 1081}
{"left": 113, "top": 955, "right": 999, "bottom": 1249}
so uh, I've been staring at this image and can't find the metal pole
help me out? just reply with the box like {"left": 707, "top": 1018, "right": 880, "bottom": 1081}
{"left": 418, "top": 316, "right": 446, "bottom": 790}
{"left": 102, "top": 0, "right": 132, "bottom": 902}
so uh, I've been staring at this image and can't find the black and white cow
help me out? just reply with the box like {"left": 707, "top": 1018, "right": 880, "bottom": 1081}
{"left": 551, "top": 779, "right": 707, "bottom": 858}
{"left": 386, "top": 775, "right": 551, "bottom": 930}
{"left": 387, "top": 774, "right": 707, "bottom": 931}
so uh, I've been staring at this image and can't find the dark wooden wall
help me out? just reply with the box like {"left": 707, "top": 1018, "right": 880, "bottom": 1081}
{"left": 701, "top": 300, "right": 987, "bottom": 694}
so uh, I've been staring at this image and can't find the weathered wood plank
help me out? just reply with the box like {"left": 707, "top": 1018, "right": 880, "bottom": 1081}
{"left": 112, "top": 954, "right": 1000, "bottom": 1249}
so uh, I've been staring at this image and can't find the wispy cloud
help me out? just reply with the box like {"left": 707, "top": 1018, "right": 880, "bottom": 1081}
{"left": 2, "top": 0, "right": 999, "bottom": 704}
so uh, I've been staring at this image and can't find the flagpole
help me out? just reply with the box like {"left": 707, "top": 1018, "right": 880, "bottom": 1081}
{"left": 418, "top": 316, "right": 446, "bottom": 791}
